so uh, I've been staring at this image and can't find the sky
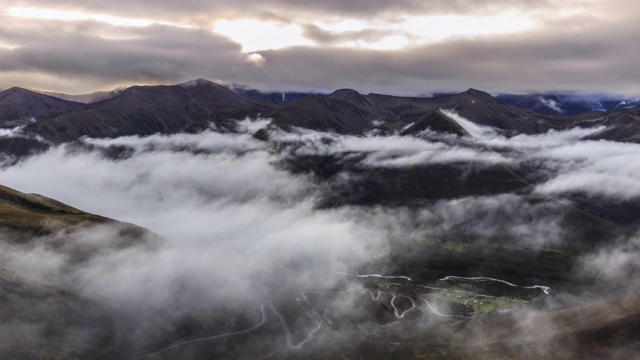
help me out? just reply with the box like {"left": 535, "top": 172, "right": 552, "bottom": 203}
{"left": 1, "top": 0, "right": 640, "bottom": 95}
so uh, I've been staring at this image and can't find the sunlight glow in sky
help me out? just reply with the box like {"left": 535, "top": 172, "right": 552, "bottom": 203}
{"left": 399, "top": 11, "right": 536, "bottom": 41}
{"left": 247, "top": 53, "right": 266, "bottom": 66}
{"left": 10, "top": 6, "right": 536, "bottom": 52}
{"left": 215, "top": 11, "right": 535, "bottom": 52}
{"left": 339, "top": 35, "right": 411, "bottom": 51}
{"left": 213, "top": 19, "right": 314, "bottom": 52}
{"left": 0, "top": 40, "right": 16, "bottom": 50}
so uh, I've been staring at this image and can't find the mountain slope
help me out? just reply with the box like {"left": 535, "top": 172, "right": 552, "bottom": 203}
{"left": 495, "top": 93, "right": 640, "bottom": 116}
{"left": 1, "top": 80, "right": 640, "bottom": 159}
{"left": 446, "top": 89, "right": 551, "bottom": 134}
{"left": 21, "top": 79, "right": 273, "bottom": 144}
{"left": 227, "top": 84, "right": 319, "bottom": 104}
{"left": 579, "top": 108, "right": 640, "bottom": 143}
{"left": 0, "top": 88, "right": 83, "bottom": 126}
{"left": 265, "top": 92, "right": 377, "bottom": 134}
{"left": 0, "top": 184, "right": 159, "bottom": 250}
{"left": 266, "top": 88, "right": 553, "bottom": 136}
{"left": 399, "top": 108, "right": 469, "bottom": 136}
{"left": 0, "top": 184, "right": 164, "bottom": 359}
{"left": 42, "top": 87, "right": 127, "bottom": 104}
{"left": 495, "top": 93, "right": 566, "bottom": 116}
{"left": 447, "top": 293, "right": 640, "bottom": 359}
{"left": 0, "top": 269, "right": 128, "bottom": 360}
{"left": 0, "top": 184, "right": 103, "bottom": 236}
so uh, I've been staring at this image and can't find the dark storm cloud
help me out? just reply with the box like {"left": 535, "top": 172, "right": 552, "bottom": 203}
{"left": 255, "top": 18, "right": 640, "bottom": 95}
{"left": 1, "top": 0, "right": 640, "bottom": 95}
{"left": 0, "top": 20, "right": 258, "bottom": 91}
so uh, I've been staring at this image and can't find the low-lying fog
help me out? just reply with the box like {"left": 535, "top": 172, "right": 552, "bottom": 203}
{"left": 0, "top": 115, "right": 638, "bottom": 357}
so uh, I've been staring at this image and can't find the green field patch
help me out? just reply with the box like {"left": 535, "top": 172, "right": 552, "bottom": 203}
{"left": 429, "top": 288, "right": 527, "bottom": 315}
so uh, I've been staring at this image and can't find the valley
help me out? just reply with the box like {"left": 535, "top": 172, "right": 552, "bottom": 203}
{"left": 0, "top": 79, "right": 638, "bottom": 359}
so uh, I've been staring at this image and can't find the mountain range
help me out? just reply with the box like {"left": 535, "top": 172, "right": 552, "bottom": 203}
{"left": 2, "top": 79, "right": 640, "bottom": 159}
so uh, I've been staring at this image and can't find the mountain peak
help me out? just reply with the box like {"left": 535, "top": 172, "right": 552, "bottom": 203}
{"left": 452, "top": 88, "right": 501, "bottom": 107}
{"left": 400, "top": 108, "right": 468, "bottom": 137}
{"left": 178, "top": 78, "right": 216, "bottom": 88}
{"left": 328, "top": 88, "right": 362, "bottom": 100}
{"left": 460, "top": 88, "right": 493, "bottom": 98}
{"left": 1, "top": 87, "right": 37, "bottom": 97}
{"left": 0, "top": 87, "right": 84, "bottom": 123}
{"left": 4, "top": 86, "right": 29, "bottom": 92}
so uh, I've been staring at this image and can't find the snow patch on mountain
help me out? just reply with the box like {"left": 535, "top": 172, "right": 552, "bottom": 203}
{"left": 615, "top": 98, "right": 640, "bottom": 109}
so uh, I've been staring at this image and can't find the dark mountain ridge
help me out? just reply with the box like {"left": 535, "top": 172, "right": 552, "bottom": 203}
{"left": 0, "top": 87, "right": 84, "bottom": 127}
{"left": 41, "top": 87, "right": 127, "bottom": 104}
{"left": 2, "top": 79, "right": 640, "bottom": 159}
{"left": 265, "top": 93, "right": 375, "bottom": 135}
{"left": 446, "top": 88, "right": 550, "bottom": 134}
{"left": 20, "top": 79, "right": 273, "bottom": 144}
{"left": 495, "top": 92, "right": 640, "bottom": 116}
{"left": 265, "top": 87, "right": 557, "bottom": 136}
{"left": 580, "top": 107, "right": 640, "bottom": 143}
{"left": 400, "top": 108, "right": 469, "bottom": 136}
{"left": 225, "top": 83, "right": 320, "bottom": 104}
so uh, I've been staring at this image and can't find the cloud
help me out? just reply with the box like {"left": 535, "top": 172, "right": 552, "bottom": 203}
{"left": 0, "top": 21, "right": 255, "bottom": 92}
{"left": 301, "top": 23, "right": 409, "bottom": 48}
{"left": 271, "top": 126, "right": 511, "bottom": 167}
{"left": 538, "top": 96, "right": 563, "bottom": 113}
{"left": 244, "top": 116, "right": 640, "bottom": 209}
{"left": 345, "top": 193, "right": 569, "bottom": 248}
{"left": 581, "top": 244, "right": 640, "bottom": 289}
{"left": 0, "top": 117, "right": 37, "bottom": 138}
{"left": 0, "top": 122, "right": 388, "bottom": 310}
{"left": 2, "top": 1, "right": 640, "bottom": 95}
{"left": 1, "top": 117, "right": 640, "bottom": 357}
{"left": 534, "top": 140, "right": 640, "bottom": 200}
{"left": 4, "top": 117, "right": 634, "bottom": 261}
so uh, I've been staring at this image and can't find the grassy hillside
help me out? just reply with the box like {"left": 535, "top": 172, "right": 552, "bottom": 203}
{"left": 0, "top": 184, "right": 108, "bottom": 240}
{"left": 0, "top": 184, "right": 165, "bottom": 359}
{"left": 0, "top": 184, "right": 159, "bottom": 256}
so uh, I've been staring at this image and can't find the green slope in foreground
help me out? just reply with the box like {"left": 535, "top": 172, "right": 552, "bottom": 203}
{"left": 0, "top": 184, "right": 158, "bottom": 248}
{"left": 0, "top": 184, "right": 105, "bottom": 233}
